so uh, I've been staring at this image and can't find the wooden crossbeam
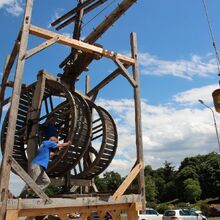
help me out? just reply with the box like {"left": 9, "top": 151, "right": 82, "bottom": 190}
{"left": 112, "top": 162, "right": 143, "bottom": 201}
{"left": 56, "top": 0, "right": 107, "bottom": 31}
{"left": 51, "top": 0, "right": 96, "bottom": 27}
{"left": 11, "top": 158, "right": 52, "bottom": 203}
{"left": 25, "top": 36, "right": 60, "bottom": 59}
{"left": 114, "top": 58, "right": 137, "bottom": 88}
{"left": 29, "top": 25, "right": 135, "bottom": 65}
{"left": 59, "top": 0, "right": 138, "bottom": 78}
{"left": 84, "top": 0, "right": 138, "bottom": 43}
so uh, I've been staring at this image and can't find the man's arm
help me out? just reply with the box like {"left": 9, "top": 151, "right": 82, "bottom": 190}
{"left": 57, "top": 140, "right": 72, "bottom": 149}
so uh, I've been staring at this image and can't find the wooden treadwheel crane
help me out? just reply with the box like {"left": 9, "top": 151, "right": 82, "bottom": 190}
{"left": 0, "top": 0, "right": 145, "bottom": 219}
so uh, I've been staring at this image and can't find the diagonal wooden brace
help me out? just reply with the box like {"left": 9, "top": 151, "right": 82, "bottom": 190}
{"left": 112, "top": 162, "right": 143, "bottom": 201}
{"left": 114, "top": 57, "right": 137, "bottom": 88}
{"left": 24, "top": 36, "right": 60, "bottom": 59}
{"left": 11, "top": 157, "right": 52, "bottom": 204}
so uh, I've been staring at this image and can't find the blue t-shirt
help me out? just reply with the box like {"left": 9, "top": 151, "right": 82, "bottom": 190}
{"left": 32, "top": 140, "right": 57, "bottom": 169}
{"left": 44, "top": 123, "right": 57, "bottom": 140}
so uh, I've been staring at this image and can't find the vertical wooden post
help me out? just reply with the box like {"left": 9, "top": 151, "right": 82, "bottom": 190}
{"left": 0, "top": 56, "right": 10, "bottom": 122}
{"left": 86, "top": 74, "right": 90, "bottom": 95}
{"left": 26, "top": 71, "right": 46, "bottom": 169}
{"left": 127, "top": 203, "right": 138, "bottom": 220}
{"left": 0, "top": 0, "right": 33, "bottom": 219}
{"left": 130, "top": 32, "right": 146, "bottom": 210}
{"left": 5, "top": 210, "right": 19, "bottom": 220}
{"left": 0, "top": 32, "right": 21, "bottom": 123}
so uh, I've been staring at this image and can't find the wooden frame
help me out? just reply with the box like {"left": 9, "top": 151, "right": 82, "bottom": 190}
{"left": 4, "top": 195, "right": 141, "bottom": 220}
{"left": 0, "top": 0, "right": 145, "bottom": 219}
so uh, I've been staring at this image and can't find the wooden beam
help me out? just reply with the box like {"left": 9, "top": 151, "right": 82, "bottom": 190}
{"left": 11, "top": 158, "right": 52, "bottom": 203}
{"left": 59, "top": 0, "right": 138, "bottom": 80}
{"left": 26, "top": 71, "right": 46, "bottom": 168}
{"left": 55, "top": 0, "right": 107, "bottom": 31}
{"left": 112, "top": 162, "right": 143, "bottom": 201}
{"left": 5, "top": 210, "right": 19, "bottom": 220}
{"left": 5, "top": 195, "right": 140, "bottom": 210}
{"left": 130, "top": 32, "right": 146, "bottom": 210}
{"left": 127, "top": 203, "right": 139, "bottom": 220}
{"left": 84, "top": 0, "right": 138, "bottom": 43}
{"left": 29, "top": 25, "right": 135, "bottom": 65}
{"left": 51, "top": 0, "right": 96, "bottom": 27}
{"left": 0, "top": 32, "right": 20, "bottom": 122}
{"left": 25, "top": 36, "right": 60, "bottom": 59}
{"left": 58, "top": 213, "right": 68, "bottom": 220}
{"left": 85, "top": 74, "right": 90, "bottom": 95}
{"left": 0, "top": 1, "right": 34, "bottom": 219}
{"left": 114, "top": 58, "right": 137, "bottom": 88}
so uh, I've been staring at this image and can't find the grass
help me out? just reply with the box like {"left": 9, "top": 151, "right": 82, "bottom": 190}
{"left": 208, "top": 218, "right": 220, "bottom": 220}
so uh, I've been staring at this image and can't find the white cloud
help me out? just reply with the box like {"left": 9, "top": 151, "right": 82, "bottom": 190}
{"left": 97, "top": 85, "right": 220, "bottom": 175}
{"left": 138, "top": 52, "right": 218, "bottom": 80}
{"left": 0, "top": 0, "right": 23, "bottom": 16}
{"left": 173, "top": 84, "right": 219, "bottom": 106}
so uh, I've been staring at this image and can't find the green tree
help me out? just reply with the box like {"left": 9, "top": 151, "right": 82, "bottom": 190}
{"left": 145, "top": 175, "right": 157, "bottom": 202}
{"left": 153, "top": 161, "right": 176, "bottom": 202}
{"left": 103, "top": 171, "right": 123, "bottom": 192}
{"left": 199, "top": 153, "right": 220, "bottom": 199}
{"left": 94, "top": 175, "right": 107, "bottom": 192}
{"left": 183, "top": 178, "right": 201, "bottom": 203}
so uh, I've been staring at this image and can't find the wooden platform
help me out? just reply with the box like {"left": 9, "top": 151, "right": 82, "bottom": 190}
{"left": 3, "top": 194, "right": 141, "bottom": 220}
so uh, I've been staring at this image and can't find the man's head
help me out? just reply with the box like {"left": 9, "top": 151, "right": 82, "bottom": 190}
{"left": 48, "top": 115, "right": 56, "bottom": 124}
{"left": 49, "top": 136, "right": 58, "bottom": 143}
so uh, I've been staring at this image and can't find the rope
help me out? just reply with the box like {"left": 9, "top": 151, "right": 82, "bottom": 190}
{"left": 201, "top": 0, "right": 220, "bottom": 76}
{"left": 82, "top": 0, "right": 118, "bottom": 30}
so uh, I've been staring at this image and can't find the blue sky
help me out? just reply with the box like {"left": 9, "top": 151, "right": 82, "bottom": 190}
{"left": 1, "top": 0, "right": 220, "bottom": 194}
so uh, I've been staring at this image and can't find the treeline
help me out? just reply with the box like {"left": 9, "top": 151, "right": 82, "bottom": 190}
{"left": 94, "top": 152, "right": 220, "bottom": 204}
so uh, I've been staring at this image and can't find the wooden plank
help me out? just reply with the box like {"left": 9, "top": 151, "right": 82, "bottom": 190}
{"left": 11, "top": 158, "right": 52, "bottom": 203}
{"left": 51, "top": 0, "right": 96, "bottom": 27}
{"left": 114, "top": 58, "right": 137, "bottom": 88}
{"left": 29, "top": 25, "right": 135, "bottom": 65}
{"left": 59, "top": 0, "right": 137, "bottom": 83}
{"left": 17, "top": 203, "right": 134, "bottom": 217}
{"left": 0, "top": 1, "right": 33, "bottom": 219}
{"left": 112, "top": 162, "right": 143, "bottom": 201}
{"left": 130, "top": 32, "right": 146, "bottom": 210}
{"left": 84, "top": 0, "right": 138, "bottom": 43}
{"left": 55, "top": 0, "right": 107, "bottom": 31}
{"left": 127, "top": 203, "right": 139, "bottom": 220}
{"left": 86, "top": 74, "right": 90, "bottom": 95}
{"left": 109, "top": 210, "right": 121, "bottom": 220}
{"left": 0, "top": 33, "right": 20, "bottom": 122}
{"left": 5, "top": 210, "right": 19, "bottom": 220}
{"left": 58, "top": 213, "right": 68, "bottom": 220}
{"left": 26, "top": 71, "right": 46, "bottom": 167}
{"left": 5, "top": 195, "right": 141, "bottom": 209}
{"left": 25, "top": 36, "right": 60, "bottom": 59}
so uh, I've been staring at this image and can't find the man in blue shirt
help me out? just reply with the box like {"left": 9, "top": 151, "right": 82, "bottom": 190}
{"left": 20, "top": 136, "right": 71, "bottom": 197}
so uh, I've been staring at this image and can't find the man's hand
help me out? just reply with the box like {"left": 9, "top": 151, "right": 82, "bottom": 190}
{"left": 57, "top": 140, "right": 72, "bottom": 149}
{"left": 67, "top": 140, "right": 72, "bottom": 145}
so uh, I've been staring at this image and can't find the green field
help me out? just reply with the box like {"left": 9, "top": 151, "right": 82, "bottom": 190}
{"left": 208, "top": 218, "right": 220, "bottom": 220}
